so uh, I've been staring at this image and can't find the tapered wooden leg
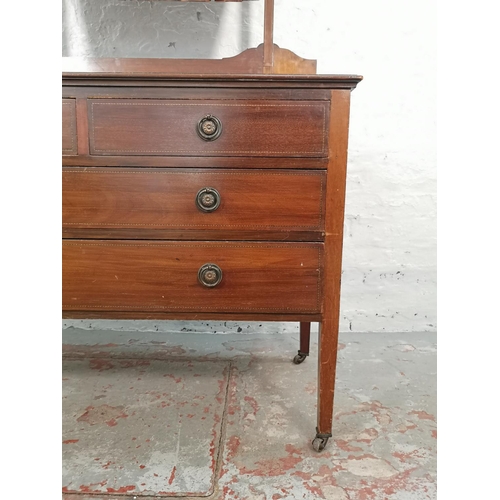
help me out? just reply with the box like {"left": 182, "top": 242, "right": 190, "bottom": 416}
{"left": 312, "top": 89, "right": 352, "bottom": 452}
{"left": 313, "top": 318, "right": 340, "bottom": 451}
{"left": 293, "top": 322, "right": 311, "bottom": 364}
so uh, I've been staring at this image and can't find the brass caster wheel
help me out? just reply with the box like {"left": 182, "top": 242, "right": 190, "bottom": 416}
{"left": 293, "top": 351, "right": 308, "bottom": 364}
{"left": 312, "top": 436, "right": 329, "bottom": 452}
{"left": 312, "top": 429, "right": 332, "bottom": 452}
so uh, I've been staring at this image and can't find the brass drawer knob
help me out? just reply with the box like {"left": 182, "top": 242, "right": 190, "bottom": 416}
{"left": 198, "top": 263, "right": 223, "bottom": 288}
{"left": 196, "top": 187, "right": 221, "bottom": 212}
{"left": 197, "top": 115, "right": 223, "bottom": 141}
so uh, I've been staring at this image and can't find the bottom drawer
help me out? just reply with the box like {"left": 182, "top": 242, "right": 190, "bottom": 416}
{"left": 63, "top": 241, "right": 322, "bottom": 314}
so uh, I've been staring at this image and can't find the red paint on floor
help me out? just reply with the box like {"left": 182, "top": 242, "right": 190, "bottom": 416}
{"left": 409, "top": 410, "right": 436, "bottom": 421}
{"left": 63, "top": 332, "right": 436, "bottom": 499}
{"left": 356, "top": 427, "right": 379, "bottom": 443}
{"left": 168, "top": 466, "right": 177, "bottom": 485}
{"left": 106, "top": 485, "right": 136, "bottom": 493}
{"left": 336, "top": 439, "right": 363, "bottom": 452}
{"left": 89, "top": 359, "right": 114, "bottom": 371}
{"left": 77, "top": 404, "right": 128, "bottom": 427}
{"left": 226, "top": 436, "right": 241, "bottom": 461}
{"left": 118, "top": 359, "right": 151, "bottom": 368}
{"left": 243, "top": 395, "right": 259, "bottom": 418}
{"left": 239, "top": 444, "right": 304, "bottom": 477}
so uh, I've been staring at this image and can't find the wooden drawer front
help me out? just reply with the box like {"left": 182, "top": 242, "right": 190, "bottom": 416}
{"left": 62, "top": 99, "right": 77, "bottom": 155}
{"left": 62, "top": 168, "right": 325, "bottom": 234}
{"left": 88, "top": 99, "right": 328, "bottom": 157}
{"left": 63, "top": 241, "right": 322, "bottom": 313}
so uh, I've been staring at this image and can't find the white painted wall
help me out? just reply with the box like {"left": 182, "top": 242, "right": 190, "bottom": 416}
{"left": 62, "top": 0, "right": 436, "bottom": 333}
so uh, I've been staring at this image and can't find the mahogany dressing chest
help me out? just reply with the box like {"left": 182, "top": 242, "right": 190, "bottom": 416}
{"left": 62, "top": 0, "right": 362, "bottom": 451}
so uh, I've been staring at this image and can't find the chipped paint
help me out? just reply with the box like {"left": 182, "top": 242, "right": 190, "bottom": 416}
{"left": 63, "top": 357, "right": 229, "bottom": 496}
{"left": 168, "top": 466, "right": 176, "bottom": 485}
{"left": 76, "top": 404, "right": 128, "bottom": 427}
{"left": 345, "top": 456, "right": 399, "bottom": 478}
{"left": 409, "top": 410, "right": 436, "bottom": 421}
{"left": 63, "top": 329, "right": 436, "bottom": 499}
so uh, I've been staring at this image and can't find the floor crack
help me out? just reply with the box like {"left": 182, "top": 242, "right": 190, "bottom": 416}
{"left": 208, "top": 360, "right": 233, "bottom": 499}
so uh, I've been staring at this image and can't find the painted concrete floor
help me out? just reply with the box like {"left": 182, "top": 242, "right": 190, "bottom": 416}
{"left": 62, "top": 327, "right": 436, "bottom": 500}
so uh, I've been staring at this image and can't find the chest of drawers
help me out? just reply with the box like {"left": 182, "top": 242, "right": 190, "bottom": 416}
{"left": 62, "top": 62, "right": 361, "bottom": 451}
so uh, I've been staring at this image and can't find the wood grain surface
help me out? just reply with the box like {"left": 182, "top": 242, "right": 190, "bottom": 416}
{"left": 62, "top": 57, "right": 362, "bottom": 86}
{"left": 62, "top": 168, "right": 326, "bottom": 236}
{"left": 62, "top": 99, "right": 77, "bottom": 156}
{"left": 63, "top": 241, "right": 323, "bottom": 314}
{"left": 316, "top": 89, "right": 352, "bottom": 437}
{"left": 88, "top": 99, "right": 329, "bottom": 157}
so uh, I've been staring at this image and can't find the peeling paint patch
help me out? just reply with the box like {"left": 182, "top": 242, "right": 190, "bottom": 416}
{"left": 89, "top": 359, "right": 114, "bottom": 371}
{"left": 164, "top": 373, "right": 182, "bottom": 384}
{"left": 239, "top": 444, "right": 304, "bottom": 477}
{"left": 356, "top": 428, "right": 379, "bottom": 443}
{"left": 226, "top": 435, "right": 241, "bottom": 461}
{"left": 118, "top": 359, "right": 151, "bottom": 368}
{"left": 63, "top": 357, "right": 229, "bottom": 496}
{"left": 106, "top": 485, "right": 136, "bottom": 493}
{"left": 63, "top": 331, "right": 436, "bottom": 499}
{"left": 321, "top": 484, "right": 350, "bottom": 499}
{"left": 335, "top": 439, "right": 363, "bottom": 452}
{"left": 345, "top": 456, "right": 399, "bottom": 478}
{"left": 168, "top": 466, "right": 177, "bottom": 485}
{"left": 396, "top": 422, "right": 418, "bottom": 433}
{"left": 409, "top": 410, "right": 436, "bottom": 421}
{"left": 392, "top": 449, "right": 427, "bottom": 463}
{"left": 160, "top": 345, "right": 187, "bottom": 355}
{"left": 76, "top": 404, "right": 128, "bottom": 427}
{"left": 243, "top": 395, "right": 259, "bottom": 419}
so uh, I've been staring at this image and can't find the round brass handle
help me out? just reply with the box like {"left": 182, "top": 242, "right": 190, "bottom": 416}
{"left": 197, "top": 115, "right": 223, "bottom": 141}
{"left": 196, "top": 187, "right": 221, "bottom": 212}
{"left": 198, "top": 263, "right": 223, "bottom": 288}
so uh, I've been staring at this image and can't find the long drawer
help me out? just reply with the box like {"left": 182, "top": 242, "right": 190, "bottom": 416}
{"left": 87, "top": 99, "right": 329, "bottom": 157}
{"left": 62, "top": 168, "right": 325, "bottom": 236}
{"left": 63, "top": 241, "right": 322, "bottom": 314}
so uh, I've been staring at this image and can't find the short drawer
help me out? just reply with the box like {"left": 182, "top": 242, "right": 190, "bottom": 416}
{"left": 63, "top": 241, "right": 322, "bottom": 314}
{"left": 62, "top": 99, "right": 77, "bottom": 155}
{"left": 62, "top": 168, "right": 325, "bottom": 236}
{"left": 88, "top": 99, "right": 329, "bottom": 157}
